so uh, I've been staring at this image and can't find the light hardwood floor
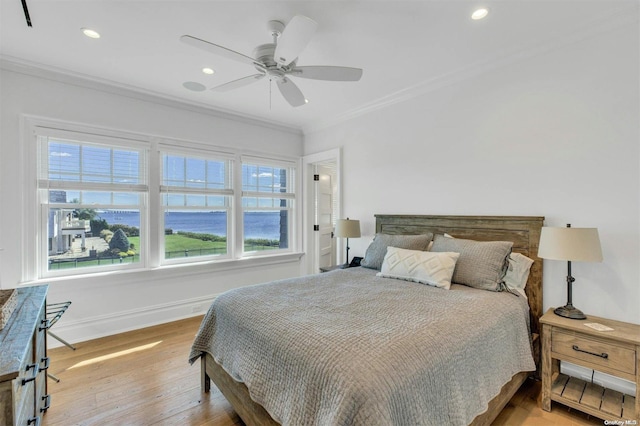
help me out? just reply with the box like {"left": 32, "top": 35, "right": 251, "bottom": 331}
{"left": 42, "top": 316, "right": 604, "bottom": 426}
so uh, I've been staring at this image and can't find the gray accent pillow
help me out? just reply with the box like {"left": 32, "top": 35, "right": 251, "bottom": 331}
{"left": 430, "top": 234, "right": 512, "bottom": 291}
{"left": 361, "top": 233, "right": 433, "bottom": 270}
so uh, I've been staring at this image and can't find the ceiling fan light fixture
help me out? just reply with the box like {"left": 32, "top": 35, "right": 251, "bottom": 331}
{"left": 202, "top": 67, "right": 215, "bottom": 75}
{"left": 471, "top": 8, "right": 489, "bottom": 20}
{"left": 180, "top": 15, "right": 362, "bottom": 108}
{"left": 81, "top": 28, "right": 101, "bottom": 39}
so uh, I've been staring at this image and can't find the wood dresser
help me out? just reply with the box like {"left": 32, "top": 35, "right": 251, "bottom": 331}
{"left": 541, "top": 308, "right": 639, "bottom": 422}
{"left": 0, "top": 285, "right": 49, "bottom": 426}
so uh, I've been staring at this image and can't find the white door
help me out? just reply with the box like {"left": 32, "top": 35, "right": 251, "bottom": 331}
{"left": 316, "top": 167, "right": 335, "bottom": 269}
{"left": 303, "top": 148, "right": 341, "bottom": 275}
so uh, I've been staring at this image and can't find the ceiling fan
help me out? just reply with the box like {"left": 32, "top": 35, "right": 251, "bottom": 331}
{"left": 180, "top": 15, "right": 363, "bottom": 107}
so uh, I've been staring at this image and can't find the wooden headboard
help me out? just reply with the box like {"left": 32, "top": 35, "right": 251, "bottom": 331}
{"left": 375, "top": 214, "right": 545, "bottom": 336}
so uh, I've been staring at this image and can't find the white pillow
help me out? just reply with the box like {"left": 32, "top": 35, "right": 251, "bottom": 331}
{"left": 377, "top": 246, "right": 460, "bottom": 290}
{"left": 504, "top": 253, "right": 534, "bottom": 298}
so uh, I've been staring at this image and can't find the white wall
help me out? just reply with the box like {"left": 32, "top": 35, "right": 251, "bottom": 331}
{"left": 304, "top": 23, "right": 639, "bottom": 324}
{"left": 1, "top": 14, "right": 637, "bottom": 346}
{"left": 0, "top": 64, "right": 305, "bottom": 344}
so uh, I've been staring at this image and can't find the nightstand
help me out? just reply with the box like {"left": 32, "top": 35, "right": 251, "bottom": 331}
{"left": 540, "top": 308, "right": 640, "bottom": 421}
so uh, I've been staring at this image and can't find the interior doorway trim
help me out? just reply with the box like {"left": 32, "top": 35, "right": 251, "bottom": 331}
{"left": 302, "top": 148, "right": 341, "bottom": 275}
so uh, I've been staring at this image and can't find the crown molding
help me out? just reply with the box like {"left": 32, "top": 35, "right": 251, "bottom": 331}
{"left": 303, "top": 4, "right": 638, "bottom": 135}
{"left": 0, "top": 56, "right": 303, "bottom": 136}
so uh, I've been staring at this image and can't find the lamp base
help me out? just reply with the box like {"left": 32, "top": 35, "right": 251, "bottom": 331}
{"left": 554, "top": 305, "right": 587, "bottom": 320}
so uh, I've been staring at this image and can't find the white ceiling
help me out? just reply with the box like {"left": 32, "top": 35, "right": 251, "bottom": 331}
{"left": 0, "top": 1, "right": 633, "bottom": 132}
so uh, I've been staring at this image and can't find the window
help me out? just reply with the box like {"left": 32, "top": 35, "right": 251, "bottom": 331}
{"left": 38, "top": 135, "right": 148, "bottom": 276}
{"left": 27, "top": 118, "right": 299, "bottom": 280}
{"left": 160, "top": 150, "right": 233, "bottom": 262}
{"left": 241, "top": 158, "right": 295, "bottom": 254}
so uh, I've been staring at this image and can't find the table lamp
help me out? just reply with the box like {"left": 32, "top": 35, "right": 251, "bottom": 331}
{"left": 538, "top": 224, "right": 603, "bottom": 319}
{"left": 334, "top": 218, "right": 360, "bottom": 268}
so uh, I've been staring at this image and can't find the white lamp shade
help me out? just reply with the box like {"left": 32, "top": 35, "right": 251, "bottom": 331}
{"left": 538, "top": 227, "right": 603, "bottom": 262}
{"left": 335, "top": 219, "right": 361, "bottom": 238}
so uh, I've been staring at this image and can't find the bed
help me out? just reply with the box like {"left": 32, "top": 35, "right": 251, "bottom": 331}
{"left": 189, "top": 214, "right": 544, "bottom": 425}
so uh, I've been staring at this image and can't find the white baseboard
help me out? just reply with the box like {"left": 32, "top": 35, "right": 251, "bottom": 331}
{"left": 561, "top": 361, "right": 636, "bottom": 396}
{"left": 48, "top": 294, "right": 217, "bottom": 349}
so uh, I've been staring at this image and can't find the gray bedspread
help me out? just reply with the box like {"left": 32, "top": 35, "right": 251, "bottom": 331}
{"left": 189, "top": 267, "right": 535, "bottom": 426}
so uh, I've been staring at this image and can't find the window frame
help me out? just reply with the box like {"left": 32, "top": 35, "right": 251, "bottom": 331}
{"left": 239, "top": 156, "right": 297, "bottom": 258}
{"left": 32, "top": 125, "right": 150, "bottom": 279}
{"left": 158, "top": 145, "right": 235, "bottom": 265}
{"left": 22, "top": 116, "right": 301, "bottom": 282}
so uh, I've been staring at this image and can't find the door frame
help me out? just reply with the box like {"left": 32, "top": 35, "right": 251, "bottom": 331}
{"left": 302, "top": 148, "right": 342, "bottom": 275}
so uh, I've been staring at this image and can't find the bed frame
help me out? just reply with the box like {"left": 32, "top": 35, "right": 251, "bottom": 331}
{"left": 200, "top": 214, "right": 545, "bottom": 426}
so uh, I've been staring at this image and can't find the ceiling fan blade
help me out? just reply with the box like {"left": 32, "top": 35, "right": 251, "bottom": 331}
{"left": 291, "top": 66, "right": 363, "bottom": 82}
{"left": 180, "top": 35, "right": 258, "bottom": 67}
{"left": 212, "top": 74, "right": 265, "bottom": 92}
{"left": 274, "top": 15, "right": 318, "bottom": 67}
{"left": 277, "top": 77, "right": 307, "bottom": 107}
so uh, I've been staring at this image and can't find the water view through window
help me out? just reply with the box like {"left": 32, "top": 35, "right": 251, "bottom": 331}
{"left": 47, "top": 208, "right": 285, "bottom": 269}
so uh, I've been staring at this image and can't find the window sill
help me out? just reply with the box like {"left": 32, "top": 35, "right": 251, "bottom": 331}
{"left": 155, "top": 251, "right": 305, "bottom": 276}
{"left": 22, "top": 252, "right": 305, "bottom": 286}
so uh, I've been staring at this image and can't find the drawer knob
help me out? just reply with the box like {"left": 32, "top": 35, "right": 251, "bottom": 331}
{"left": 40, "top": 394, "right": 51, "bottom": 412}
{"left": 39, "top": 318, "right": 51, "bottom": 331}
{"left": 28, "top": 416, "right": 41, "bottom": 426}
{"left": 22, "top": 363, "right": 40, "bottom": 385}
{"left": 572, "top": 344, "right": 608, "bottom": 359}
{"left": 40, "top": 356, "right": 50, "bottom": 371}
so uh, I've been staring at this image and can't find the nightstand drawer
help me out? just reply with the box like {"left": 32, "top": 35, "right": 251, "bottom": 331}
{"left": 552, "top": 330, "right": 636, "bottom": 375}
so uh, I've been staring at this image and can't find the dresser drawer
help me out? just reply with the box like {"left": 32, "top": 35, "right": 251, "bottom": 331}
{"left": 552, "top": 330, "right": 636, "bottom": 375}
{"left": 35, "top": 306, "right": 49, "bottom": 416}
{"left": 15, "top": 379, "right": 35, "bottom": 426}
{"left": 15, "top": 341, "right": 41, "bottom": 426}
{"left": 0, "top": 286, "right": 49, "bottom": 426}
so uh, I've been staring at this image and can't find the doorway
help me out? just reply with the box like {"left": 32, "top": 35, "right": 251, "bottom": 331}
{"left": 315, "top": 164, "right": 336, "bottom": 270}
{"left": 302, "top": 149, "right": 341, "bottom": 274}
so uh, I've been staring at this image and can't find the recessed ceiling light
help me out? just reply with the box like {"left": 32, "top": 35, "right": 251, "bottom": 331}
{"left": 304, "top": 99, "right": 309, "bottom": 104}
{"left": 81, "top": 28, "right": 101, "bottom": 39}
{"left": 202, "top": 67, "right": 215, "bottom": 75}
{"left": 471, "top": 8, "right": 489, "bottom": 20}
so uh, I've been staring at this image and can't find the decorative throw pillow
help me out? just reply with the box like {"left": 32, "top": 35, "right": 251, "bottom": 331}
{"left": 430, "top": 234, "right": 513, "bottom": 291}
{"left": 377, "top": 246, "right": 460, "bottom": 289}
{"left": 427, "top": 233, "right": 453, "bottom": 251}
{"left": 361, "top": 233, "right": 433, "bottom": 271}
{"left": 504, "top": 252, "right": 534, "bottom": 297}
